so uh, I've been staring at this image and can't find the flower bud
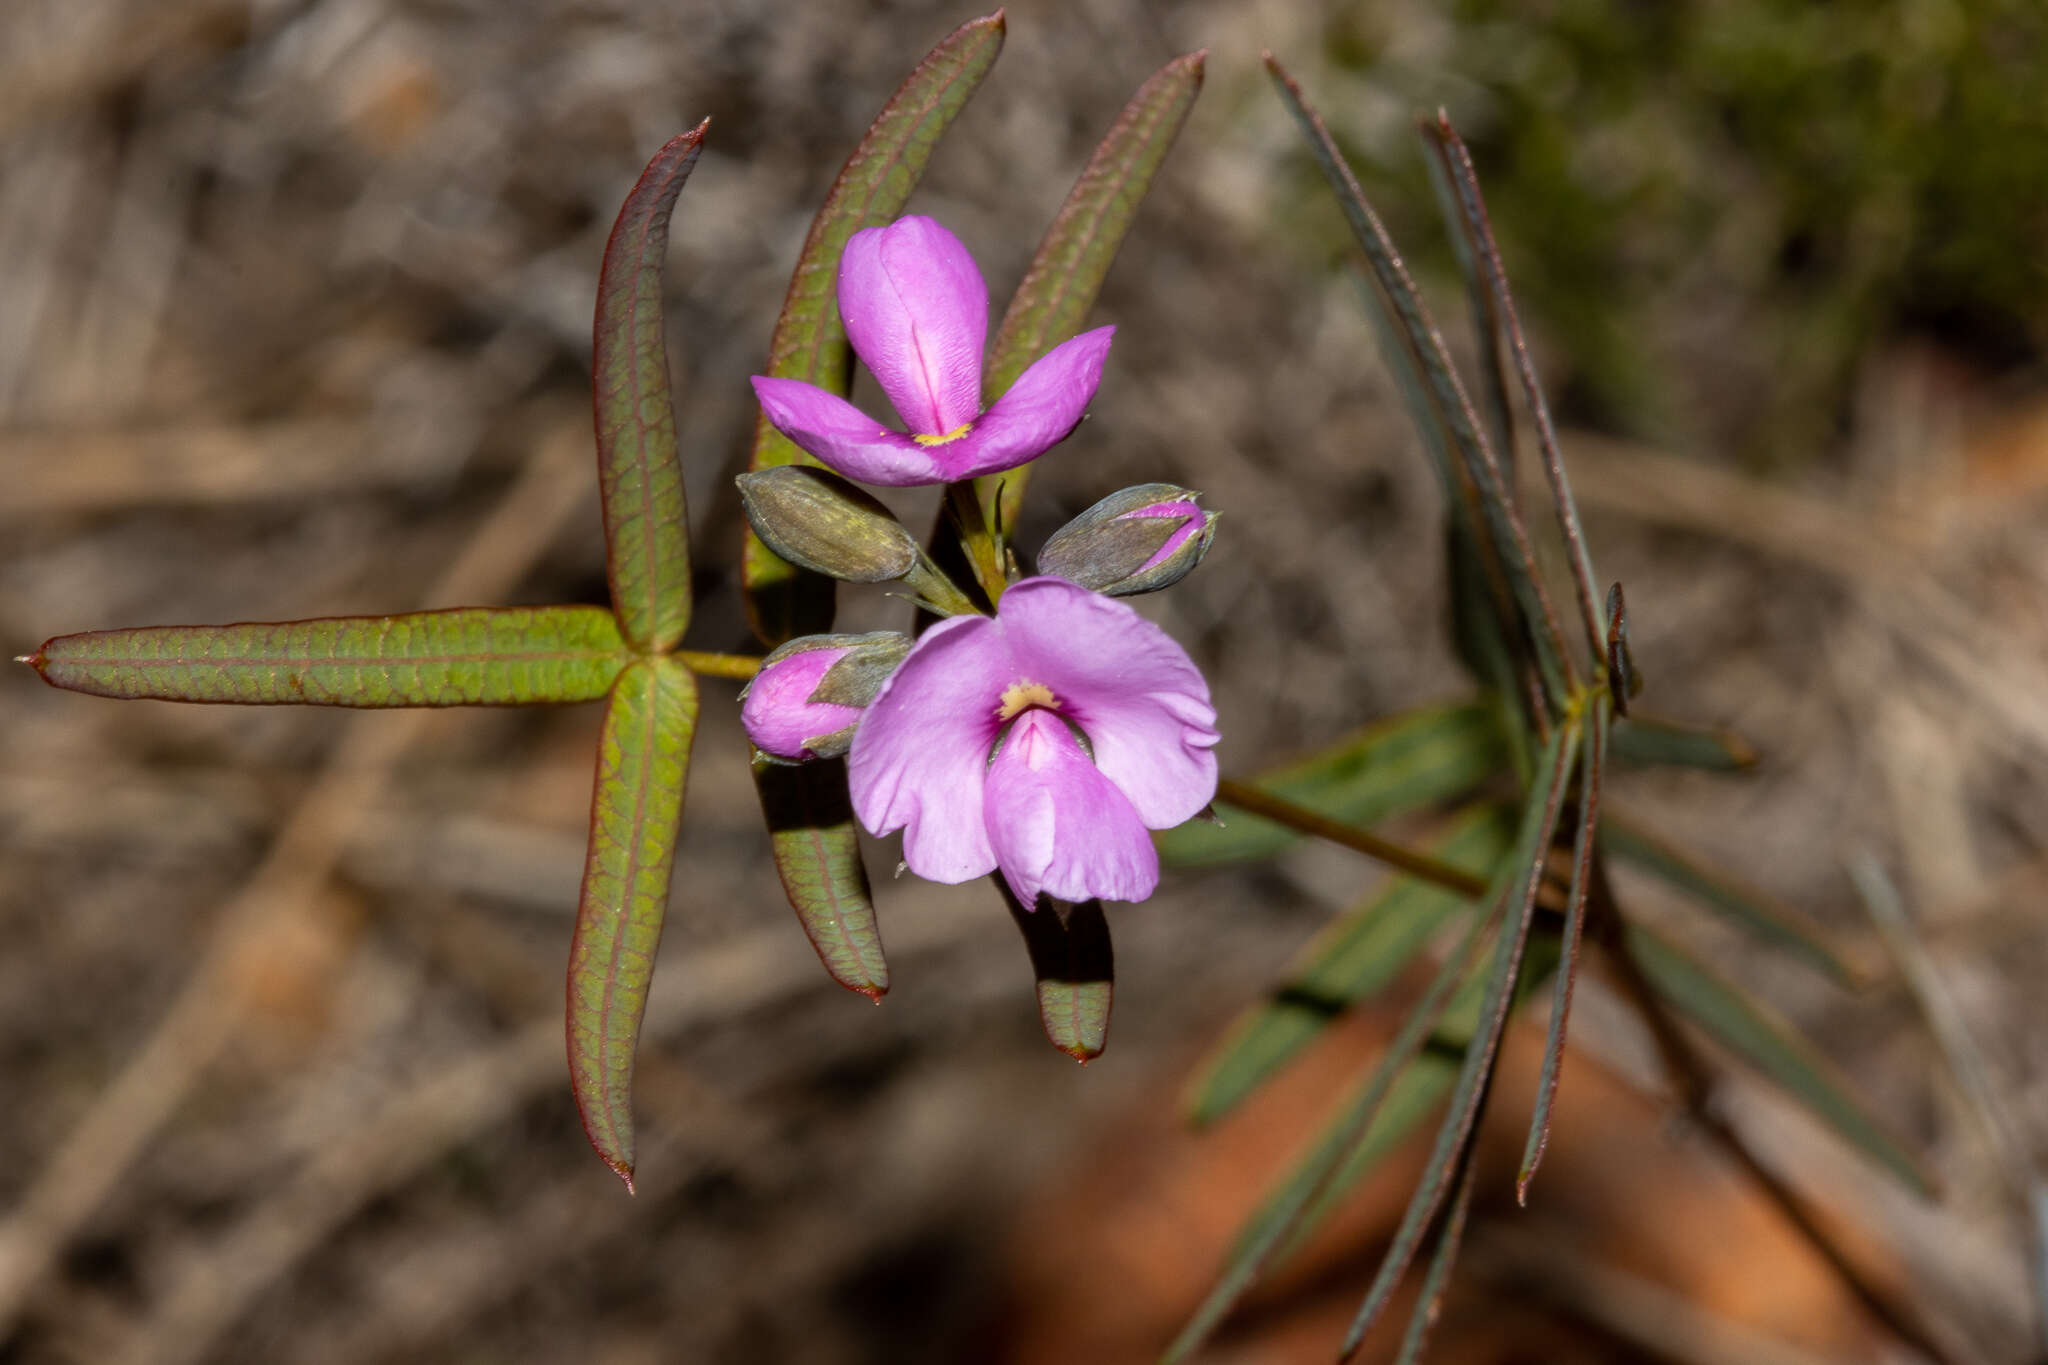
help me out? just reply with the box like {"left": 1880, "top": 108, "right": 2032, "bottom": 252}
{"left": 736, "top": 466, "right": 919, "bottom": 583}
{"left": 1036, "top": 483, "right": 1215, "bottom": 596}
{"left": 741, "top": 632, "right": 911, "bottom": 762}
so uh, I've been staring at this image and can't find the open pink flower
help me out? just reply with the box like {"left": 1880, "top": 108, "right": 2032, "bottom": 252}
{"left": 751, "top": 216, "right": 1115, "bottom": 487}
{"left": 848, "top": 576, "right": 1218, "bottom": 906}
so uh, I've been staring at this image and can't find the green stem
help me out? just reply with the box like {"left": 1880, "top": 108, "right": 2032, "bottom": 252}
{"left": 1213, "top": 778, "right": 1492, "bottom": 900}
{"left": 676, "top": 651, "right": 762, "bottom": 680}
{"left": 944, "top": 480, "right": 1010, "bottom": 605}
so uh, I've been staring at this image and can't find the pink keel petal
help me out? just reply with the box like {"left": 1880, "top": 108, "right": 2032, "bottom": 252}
{"left": 839, "top": 217, "right": 988, "bottom": 436}
{"left": 847, "top": 614, "right": 1015, "bottom": 883}
{"left": 995, "top": 577, "right": 1219, "bottom": 829}
{"left": 740, "top": 646, "right": 862, "bottom": 761}
{"left": 984, "top": 710, "right": 1158, "bottom": 906}
{"left": 933, "top": 327, "right": 1116, "bottom": 481}
{"left": 749, "top": 376, "right": 942, "bottom": 486}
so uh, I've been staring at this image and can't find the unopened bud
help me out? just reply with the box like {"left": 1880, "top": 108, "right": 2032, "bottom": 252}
{"left": 1037, "top": 484, "right": 1215, "bottom": 596}
{"left": 737, "top": 467, "right": 918, "bottom": 583}
{"left": 741, "top": 631, "right": 911, "bottom": 762}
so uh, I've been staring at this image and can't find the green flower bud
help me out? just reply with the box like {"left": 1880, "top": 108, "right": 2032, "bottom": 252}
{"left": 1036, "top": 484, "right": 1215, "bottom": 596}
{"left": 737, "top": 467, "right": 919, "bottom": 583}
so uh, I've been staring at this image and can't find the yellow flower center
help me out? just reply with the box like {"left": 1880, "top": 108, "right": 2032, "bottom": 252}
{"left": 996, "top": 680, "right": 1058, "bottom": 722}
{"left": 912, "top": 422, "right": 974, "bottom": 448}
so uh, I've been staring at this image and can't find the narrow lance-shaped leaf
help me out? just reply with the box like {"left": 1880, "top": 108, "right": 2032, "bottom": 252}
{"left": 972, "top": 48, "right": 1205, "bottom": 531}
{"left": 752, "top": 755, "right": 888, "bottom": 999}
{"left": 1339, "top": 720, "right": 1578, "bottom": 1360}
{"left": 1608, "top": 712, "right": 1759, "bottom": 771}
{"left": 594, "top": 121, "right": 706, "bottom": 654}
{"left": 1157, "top": 699, "right": 1505, "bottom": 868}
{"left": 1393, "top": 1145, "right": 1480, "bottom": 1365}
{"left": 1418, "top": 123, "right": 1515, "bottom": 488}
{"left": 568, "top": 657, "right": 698, "bottom": 1190}
{"left": 742, "top": 12, "right": 1005, "bottom": 645}
{"left": 1184, "top": 803, "right": 1516, "bottom": 1126}
{"left": 27, "top": 606, "right": 632, "bottom": 707}
{"left": 1265, "top": 55, "right": 1575, "bottom": 715}
{"left": 1621, "top": 921, "right": 1933, "bottom": 1196}
{"left": 1163, "top": 892, "right": 1505, "bottom": 1365}
{"left": 1602, "top": 813, "right": 1860, "bottom": 987}
{"left": 998, "top": 882, "right": 1113, "bottom": 1063}
{"left": 1518, "top": 695, "right": 1609, "bottom": 1201}
{"left": 1424, "top": 114, "right": 1607, "bottom": 662}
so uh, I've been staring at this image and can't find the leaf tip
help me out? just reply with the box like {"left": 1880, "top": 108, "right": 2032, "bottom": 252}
{"left": 608, "top": 1158, "right": 638, "bottom": 1196}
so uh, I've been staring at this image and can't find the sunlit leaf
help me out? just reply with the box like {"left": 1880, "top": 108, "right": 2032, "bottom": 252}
{"left": 742, "top": 11, "right": 1005, "bottom": 645}
{"left": 752, "top": 754, "right": 887, "bottom": 999}
{"left": 1518, "top": 697, "right": 1608, "bottom": 1201}
{"left": 594, "top": 121, "right": 705, "bottom": 654}
{"left": 1338, "top": 720, "right": 1577, "bottom": 1358}
{"left": 1603, "top": 814, "right": 1859, "bottom": 987}
{"left": 1622, "top": 921, "right": 1932, "bottom": 1196}
{"left": 1184, "top": 803, "right": 1516, "bottom": 1127}
{"left": 999, "top": 882, "right": 1113, "bottom": 1062}
{"left": 568, "top": 657, "right": 697, "bottom": 1189}
{"left": 1609, "top": 713, "right": 1758, "bottom": 772}
{"left": 1156, "top": 700, "right": 1504, "bottom": 867}
{"left": 28, "top": 606, "right": 632, "bottom": 707}
{"left": 973, "top": 48, "right": 1205, "bottom": 531}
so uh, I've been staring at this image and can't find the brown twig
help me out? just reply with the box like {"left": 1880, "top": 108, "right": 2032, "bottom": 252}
{"left": 1212, "top": 777, "right": 1491, "bottom": 899}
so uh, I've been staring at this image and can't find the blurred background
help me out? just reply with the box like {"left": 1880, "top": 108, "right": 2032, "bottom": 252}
{"left": 3, "top": 0, "right": 2047, "bottom": 1361}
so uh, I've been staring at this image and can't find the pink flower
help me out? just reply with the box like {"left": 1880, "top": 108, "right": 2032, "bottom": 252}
{"left": 741, "top": 632, "right": 911, "bottom": 762}
{"left": 848, "top": 576, "right": 1218, "bottom": 906}
{"left": 751, "top": 216, "right": 1115, "bottom": 487}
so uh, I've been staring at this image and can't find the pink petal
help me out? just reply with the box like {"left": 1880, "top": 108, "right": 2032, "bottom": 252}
{"left": 740, "top": 644, "right": 862, "bottom": 761}
{"left": 933, "top": 326, "right": 1116, "bottom": 481}
{"left": 749, "top": 376, "right": 943, "bottom": 486}
{"left": 847, "top": 613, "right": 1013, "bottom": 883}
{"left": 838, "top": 217, "right": 987, "bottom": 436}
{"left": 983, "top": 710, "right": 1158, "bottom": 905}
{"left": 1123, "top": 500, "right": 1211, "bottom": 572}
{"left": 995, "top": 577, "right": 1218, "bottom": 829}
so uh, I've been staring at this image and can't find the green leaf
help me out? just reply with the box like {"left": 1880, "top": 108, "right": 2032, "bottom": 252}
{"left": 1602, "top": 814, "right": 1859, "bottom": 987}
{"left": 1338, "top": 719, "right": 1577, "bottom": 1359}
{"left": 741, "top": 11, "right": 1005, "bottom": 646}
{"left": 1392, "top": 1151, "right": 1478, "bottom": 1365}
{"left": 1265, "top": 56, "right": 1575, "bottom": 714}
{"left": 999, "top": 882, "right": 1113, "bottom": 1062}
{"left": 27, "top": 606, "right": 632, "bottom": 707}
{"left": 1518, "top": 696, "right": 1609, "bottom": 1201}
{"left": 972, "top": 48, "right": 1205, "bottom": 531}
{"left": 1420, "top": 114, "right": 1608, "bottom": 663}
{"left": 1156, "top": 700, "right": 1505, "bottom": 867}
{"left": 1164, "top": 899, "right": 1500, "bottom": 1365}
{"left": 594, "top": 121, "right": 705, "bottom": 654}
{"left": 568, "top": 657, "right": 697, "bottom": 1189}
{"left": 1609, "top": 714, "right": 1758, "bottom": 771}
{"left": 752, "top": 755, "right": 887, "bottom": 999}
{"left": 1184, "top": 803, "right": 1516, "bottom": 1127}
{"left": 1622, "top": 921, "right": 1932, "bottom": 1196}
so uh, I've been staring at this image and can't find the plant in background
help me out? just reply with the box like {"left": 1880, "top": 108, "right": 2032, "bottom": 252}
{"left": 1153, "top": 55, "right": 1956, "bottom": 1365}
{"left": 14, "top": 12, "right": 1971, "bottom": 1364}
